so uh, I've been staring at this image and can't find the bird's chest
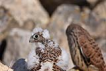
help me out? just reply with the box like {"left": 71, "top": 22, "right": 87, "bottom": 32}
{"left": 38, "top": 62, "right": 65, "bottom": 71}
{"left": 35, "top": 47, "right": 63, "bottom": 71}
{"left": 36, "top": 47, "right": 61, "bottom": 62}
{"left": 71, "top": 45, "right": 88, "bottom": 71}
{"left": 39, "top": 62, "right": 54, "bottom": 71}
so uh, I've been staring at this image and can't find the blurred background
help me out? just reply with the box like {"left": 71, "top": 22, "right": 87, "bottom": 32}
{"left": 0, "top": 0, "right": 106, "bottom": 69}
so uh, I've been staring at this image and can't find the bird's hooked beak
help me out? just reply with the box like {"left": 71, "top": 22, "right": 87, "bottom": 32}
{"left": 29, "top": 36, "right": 34, "bottom": 43}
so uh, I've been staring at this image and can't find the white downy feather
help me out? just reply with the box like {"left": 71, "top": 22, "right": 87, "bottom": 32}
{"left": 56, "top": 48, "right": 69, "bottom": 70}
{"left": 27, "top": 50, "right": 39, "bottom": 70}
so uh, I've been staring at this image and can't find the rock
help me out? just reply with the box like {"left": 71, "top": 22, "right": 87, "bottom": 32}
{"left": 50, "top": 4, "right": 106, "bottom": 39}
{"left": 22, "top": 19, "right": 35, "bottom": 31}
{"left": 80, "top": 12, "right": 106, "bottom": 39}
{"left": 0, "top": 6, "right": 19, "bottom": 41}
{"left": 93, "top": 0, "right": 106, "bottom": 19}
{"left": 0, "top": 6, "right": 11, "bottom": 33}
{"left": 39, "top": 0, "right": 88, "bottom": 15}
{"left": 0, "top": 0, "right": 49, "bottom": 27}
{"left": 0, "top": 62, "right": 13, "bottom": 71}
{"left": 3, "top": 28, "right": 34, "bottom": 66}
{"left": 12, "top": 58, "right": 28, "bottom": 71}
{"left": 0, "top": 0, "right": 50, "bottom": 41}
{"left": 71, "top": 6, "right": 106, "bottom": 39}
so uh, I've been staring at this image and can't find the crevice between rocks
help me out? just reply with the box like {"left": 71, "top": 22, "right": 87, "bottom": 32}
{"left": 0, "top": 39, "right": 7, "bottom": 61}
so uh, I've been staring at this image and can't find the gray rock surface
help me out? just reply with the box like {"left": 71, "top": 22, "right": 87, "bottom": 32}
{"left": 0, "top": 0, "right": 50, "bottom": 41}
{"left": 0, "top": 6, "right": 19, "bottom": 41}
{"left": 3, "top": 28, "right": 34, "bottom": 66}
{"left": 0, "top": 6, "right": 11, "bottom": 33}
{"left": 51, "top": 4, "right": 106, "bottom": 39}
{"left": 93, "top": 0, "right": 106, "bottom": 19}
{"left": 0, "top": 0, "right": 49, "bottom": 27}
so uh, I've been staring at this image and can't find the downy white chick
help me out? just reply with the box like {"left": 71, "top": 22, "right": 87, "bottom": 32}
{"left": 27, "top": 28, "right": 69, "bottom": 71}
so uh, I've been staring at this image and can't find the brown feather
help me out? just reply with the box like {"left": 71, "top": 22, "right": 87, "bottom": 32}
{"left": 66, "top": 24, "right": 106, "bottom": 71}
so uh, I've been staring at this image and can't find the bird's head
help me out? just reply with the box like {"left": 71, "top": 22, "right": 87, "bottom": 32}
{"left": 29, "top": 28, "right": 50, "bottom": 43}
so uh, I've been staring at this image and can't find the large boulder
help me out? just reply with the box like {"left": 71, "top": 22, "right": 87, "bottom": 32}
{"left": 0, "top": 0, "right": 50, "bottom": 41}
{"left": 0, "top": 0, "right": 49, "bottom": 27}
{"left": 3, "top": 28, "right": 34, "bottom": 65}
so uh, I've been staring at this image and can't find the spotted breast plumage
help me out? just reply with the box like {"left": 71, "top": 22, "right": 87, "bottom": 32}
{"left": 27, "top": 28, "right": 69, "bottom": 71}
{"left": 66, "top": 24, "right": 106, "bottom": 71}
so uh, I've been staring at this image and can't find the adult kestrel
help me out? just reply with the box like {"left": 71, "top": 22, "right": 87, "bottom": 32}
{"left": 66, "top": 24, "right": 106, "bottom": 71}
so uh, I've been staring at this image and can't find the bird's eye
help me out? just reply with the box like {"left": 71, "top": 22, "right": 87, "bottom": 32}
{"left": 33, "top": 34, "right": 39, "bottom": 39}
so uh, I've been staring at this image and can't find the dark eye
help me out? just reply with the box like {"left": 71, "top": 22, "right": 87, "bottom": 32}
{"left": 35, "top": 35, "right": 38, "bottom": 38}
{"left": 33, "top": 34, "right": 39, "bottom": 39}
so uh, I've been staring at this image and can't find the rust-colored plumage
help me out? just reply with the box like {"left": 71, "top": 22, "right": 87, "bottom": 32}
{"left": 66, "top": 24, "right": 106, "bottom": 71}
